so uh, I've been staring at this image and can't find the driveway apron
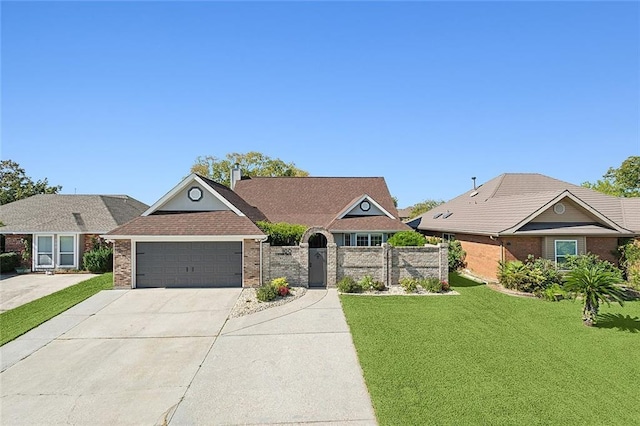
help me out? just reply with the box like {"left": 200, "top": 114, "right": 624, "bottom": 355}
{"left": 169, "top": 289, "right": 377, "bottom": 425}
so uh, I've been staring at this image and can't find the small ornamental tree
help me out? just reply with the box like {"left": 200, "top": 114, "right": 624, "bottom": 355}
{"left": 563, "top": 264, "right": 625, "bottom": 326}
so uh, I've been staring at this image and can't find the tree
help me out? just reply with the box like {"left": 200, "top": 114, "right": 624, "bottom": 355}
{"left": 409, "top": 199, "right": 445, "bottom": 219}
{"left": 563, "top": 264, "right": 625, "bottom": 326}
{"left": 0, "top": 160, "right": 62, "bottom": 205}
{"left": 582, "top": 156, "right": 640, "bottom": 197}
{"left": 191, "top": 152, "right": 308, "bottom": 186}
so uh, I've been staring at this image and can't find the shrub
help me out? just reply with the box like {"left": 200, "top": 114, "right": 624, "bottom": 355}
{"left": 441, "top": 280, "right": 450, "bottom": 291}
{"left": 271, "top": 277, "right": 290, "bottom": 296}
{"left": 256, "top": 221, "right": 307, "bottom": 246}
{"left": 538, "top": 283, "right": 568, "bottom": 302}
{"left": 420, "top": 277, "right": 443, "bottom": 293}
{"left": 425, "top": 236, "right": 441, "bottom": 245}
{"left": 0, "top": 252, "right": 20, "bottom": 273}
{"left": 256, "top": 284, "right": 278, "bottom": 302}
{"left": 564, "top": 253, "right": 622, "bottom": 279}
{"left": 387, "top": 231, "right": 427, "bottom": 247}
{"left": 619, "top": 239, "right": 640, "bottom": 289}
{"left": 83, "top": 246, "right": 113, "bottom": 273}
{"left": 400, "top": 277, "right": 418, "bottom": 293}
{"left": 448, "top": 240, "right": 466, "bottom": 271}
{"left": 359, "top": 275, "right": 385, "bottom": 291}
{"left": 337, "top": 276, "right": 363, "bottom": 293}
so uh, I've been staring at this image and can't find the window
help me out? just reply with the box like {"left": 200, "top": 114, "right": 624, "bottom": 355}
{"left": 355, "top": 233, "right": 383, "bottom": 246}
{"left": 344, "top": 233, "right": 352, "bottom": 246}
{"left": 555, "top": 240, "right": 577, "bottom": 266}
{"left": 442, "top": 233, "right": 455, "bottom": 241}
{"left": 58, "top": 235, "right": 76, "bottom": 267}
{"left": 36, "top": 235, "right": 53, "bottom": 267}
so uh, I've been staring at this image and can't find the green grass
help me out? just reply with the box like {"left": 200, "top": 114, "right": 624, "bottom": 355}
{"left": 341, "top": 273, "right": 640, "bottom": 425}
{"left": 0, "top": 273, "right": 113, "bottom": 346}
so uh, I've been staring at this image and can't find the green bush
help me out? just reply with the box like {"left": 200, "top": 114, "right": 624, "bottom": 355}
{"left": 564, "top": 253, "right": 623, "bottom": 280}
{"left": 359, "top": 275, "right": 385, "bottom": 291}
{"left": 337, "top": 276, "right": 363, "bottom": 293}
{"left": 400, "top": 277, "right": 418, "bottom": 293}
{"left": 538, "top": 283, "right": 568, "bottom": 302}
{"left": 256, "top": 221, "right": 307, "bottom": 246}
{"left": 256, "top": 284, "right": 278, "bottom": 302}
{"left": 82, "top": 246, "right": 113, "bottom": 273}
{"left": 425, "top": 236, "right": 441, "bottom": 245}
{"left": 0, "top": 252, "right": 20, "bottom": 273}
{"left": 420, "top": 277, "right": 443, "bottom": 293}
{"left": 619, "top": 239, "right": 640, "bottom": 289}
{"left": 448, "top": 240, "right": 466, "bottom": 271}
{"left": 387, "top": 231, "right": 426, "bottom": 247}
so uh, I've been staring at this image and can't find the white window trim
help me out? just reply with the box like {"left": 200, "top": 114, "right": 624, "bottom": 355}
{"left": 355, "top": 233, "right": 384, "bottom": 247}
{"left": 554, "top": 239, "right": 577, "bottom": 267}
{"left": 57, "top": 234, "right": 78, "bottom": 268}
{"left": 35, "top": 235, "right": 54, "bottom": 268}
{"left": 442, "top": 233, "right": 455, "bottom": 241}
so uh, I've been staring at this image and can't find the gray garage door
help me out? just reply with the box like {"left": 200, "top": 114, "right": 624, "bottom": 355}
{"left": 136, "top": 242, "right": 242, "bottom": 288}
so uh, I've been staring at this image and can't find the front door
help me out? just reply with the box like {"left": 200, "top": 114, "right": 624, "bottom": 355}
{"left": 309, "top": 248, "right": 326, "bottom": 287}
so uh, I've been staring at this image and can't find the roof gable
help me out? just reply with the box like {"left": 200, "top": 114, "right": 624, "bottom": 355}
{"left": 336, "top": 194, "right": 395, "bottom": 220}
{"left": 234, "top": 177, "right": 400, "bottom": 229}
{"left": 143, "top": 174, "right": 244, "bottom": 217}
{"left": 412, "top": 173, "right": 638, "bottom": 237}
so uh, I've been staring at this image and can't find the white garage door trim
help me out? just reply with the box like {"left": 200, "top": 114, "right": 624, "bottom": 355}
{"left": 131, "top": 238, "right": 247, "bottom": 289}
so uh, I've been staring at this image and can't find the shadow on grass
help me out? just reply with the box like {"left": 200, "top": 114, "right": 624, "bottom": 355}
{"left": 596, "top": 313, "right": 640, "bottom": 333}
{"left": 449, "top": 273, "right": 485, "bottom": 288}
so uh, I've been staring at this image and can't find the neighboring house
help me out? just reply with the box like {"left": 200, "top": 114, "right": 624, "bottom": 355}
{"left": 105, "top": 171, "right": 411, "bottom": 289}
{"left": 0, "top": 194, "right": 149, "bottom": 271}
{"left": 408, "top": 173, "right": 640, "bottom": 281}
{"left": 397, "top": 207, "right": 413, "bottom": 222}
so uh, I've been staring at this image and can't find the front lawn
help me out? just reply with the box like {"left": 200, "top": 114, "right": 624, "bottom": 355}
{"left": 341, "top": 273, "right": 640, "bottom": 425}
{"left": 0, "top": 273, "right": 113, "bottom": 346}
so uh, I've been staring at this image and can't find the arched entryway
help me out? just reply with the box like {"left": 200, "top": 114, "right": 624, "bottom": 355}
{"left": 302, "top": 227, "right": 333, "bottom": 288}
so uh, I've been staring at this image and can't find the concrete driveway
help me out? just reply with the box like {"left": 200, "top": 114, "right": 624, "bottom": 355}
{"left": 0, "top": 273, "right": 98, "bottom": 312}
{"left": 0, "top": 288, "right": 377, "bottom": 425}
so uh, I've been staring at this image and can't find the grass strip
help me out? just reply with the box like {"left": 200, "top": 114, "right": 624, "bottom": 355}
{"left": 341, "top": 272, "right": 640, "bottom": 425}
{"left": 0, "top": 273, "right": 113, "bottom": 346}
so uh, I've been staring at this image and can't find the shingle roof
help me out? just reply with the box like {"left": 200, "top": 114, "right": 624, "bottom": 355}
{"left": 0, "top": 194, "right": 148, "bottom": 233}
{"left": 411, "top": 173, "right": 639, "bottom": 236}
{"left": 196, "top": 175, "right": 267, "bottom": 223}
{"left": 234, "top": 177, "right": 406, "bottom": 231}
{"left": 105, "top": 211, "right": 264, "bottom": 236}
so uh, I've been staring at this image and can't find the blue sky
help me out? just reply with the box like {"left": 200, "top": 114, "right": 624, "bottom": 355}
{"left": 2, "top": 1, "right": 638, "bottom": 208}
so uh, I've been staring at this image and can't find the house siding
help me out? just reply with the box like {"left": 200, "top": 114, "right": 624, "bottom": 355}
{"left": 532, "top": 199, "right": 596, "bottom": 223}
{"left": 113, "top": 240, "right": 132, "bottom": 288}
{"left": 543, "top": 236, "right": 586, "bottom": 261}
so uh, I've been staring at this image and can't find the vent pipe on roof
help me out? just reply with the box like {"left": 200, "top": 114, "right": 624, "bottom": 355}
{"left": 231, "top": 164, "right": 242, "bottom": 191}
{"left": 472, "top": 176, "right": 477, "bottom": 190}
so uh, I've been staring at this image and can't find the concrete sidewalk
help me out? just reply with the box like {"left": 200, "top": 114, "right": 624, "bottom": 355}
{"left": 0, "top": 273, "right": 98, "bottom": 312}
{"left": 169, "top": 289, "right": 377, "bottom": 425}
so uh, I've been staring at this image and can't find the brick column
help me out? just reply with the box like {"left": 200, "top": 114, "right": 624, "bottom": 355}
{"left": 382, "top": 243, "right": 390, "bottom": 287}
{"left": 113, "top": 240, "right": 132, "bottom": 288}
{"left": 299, "top": 243, "right": 309, "bottom": 288}
{"left": 243, "top": 239, "right": 261, "bottom": 288}
{"left": 326, "top": 243, "right": 337, "bottom": 287}
{"left": 439, "top": 243, "right": 449, "bottom": 282}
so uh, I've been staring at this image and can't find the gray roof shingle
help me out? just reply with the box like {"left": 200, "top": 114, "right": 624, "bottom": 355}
{"left": 0, "top": 194, "right": 149, "bottom": 233}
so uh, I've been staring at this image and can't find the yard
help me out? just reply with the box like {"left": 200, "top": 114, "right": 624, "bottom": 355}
{"left": 341, "top": 273, "right": 640, "bottom": 425}
{"left": 0, "top": 273, "right": 113, "bottom": 346}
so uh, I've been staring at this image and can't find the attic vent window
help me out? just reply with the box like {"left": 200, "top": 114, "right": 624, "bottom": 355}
{"left": 443, "top": 211, "right": 453, "bottom": 219}
{"left": 553, "top": 203, "right": 565, "bottom": 215}
{"left": 433, "top": 212, "right": 443, "bottom": 219}
{"left": 470, "top": 191, "right": 478, "bottom": 197}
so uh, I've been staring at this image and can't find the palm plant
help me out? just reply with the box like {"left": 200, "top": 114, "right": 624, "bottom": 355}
{"left": 563, "top": 264, "right": 625, "bottom": 326}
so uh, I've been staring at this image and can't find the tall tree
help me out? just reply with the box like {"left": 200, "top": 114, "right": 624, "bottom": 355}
{"left": 0, "top": 160, "right": 62, "bottom": 205}
{"left": 191, "top": 152, "right": 309, "bottom": 186}
{"left": 409, "top": 199, "right": 445, "bottom": 219}
{"left": 582, "top": 156, "right": 640, "bottom": 197}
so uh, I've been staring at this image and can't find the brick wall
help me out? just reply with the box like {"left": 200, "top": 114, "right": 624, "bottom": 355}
{"left": 113, "top": 240, "right": 131, "bottom": 288}
{"left": 243, "top": 239, "right": 261, "bottom": 288}
{"left": 262, "top": 245, "right": 303, "bottom": 285}
{"left": 390, "top": 245, "right": 445, "bottom": 285}
{"left": 586, "top": 237, "right": 619, "bottom": 264}
{"left": 455, "top": 234, "right": 502, "bottom": 280}
{"left": 338, "top": 247, "right": 385, "bottom": 282}
{"left": 502, "top": 237, "right": 543, "bottom": 262}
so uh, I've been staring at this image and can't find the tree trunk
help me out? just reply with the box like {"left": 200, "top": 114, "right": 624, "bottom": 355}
{"left": 582, "top": 299, "right": 598, "bottom": 327}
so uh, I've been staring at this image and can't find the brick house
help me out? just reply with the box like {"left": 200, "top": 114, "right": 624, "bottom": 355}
{"left": 0, "top": 194, "right": 148, "bottom": 271}
{"left": 408, "top": 173, "right": 640, "bottom": 281}
{"left": 105, "top": 170, "right": 412, "bottom": 289}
